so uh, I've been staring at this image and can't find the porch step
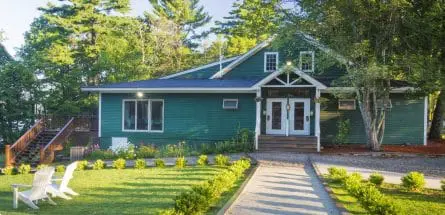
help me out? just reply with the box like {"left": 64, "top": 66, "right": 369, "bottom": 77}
{"left": 258, "top": 135, "right": 319, "bottom": 152}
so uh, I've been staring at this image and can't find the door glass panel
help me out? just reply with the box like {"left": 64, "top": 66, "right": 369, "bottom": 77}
{"left": 294, "top": 102, "right": 304, "bottom": 130}
{"left": 271, "top": 102, "right": 282, "bottom": 129}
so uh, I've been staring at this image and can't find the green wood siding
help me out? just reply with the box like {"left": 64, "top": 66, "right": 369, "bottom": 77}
{"left": 223, "top": 49, "right": 274, "bottom": 80}
{"left": 320, "top": 94, "right": 425, "bottom": 145}
{"left": 100, "top": 93, "right": 256, "bottom": 148}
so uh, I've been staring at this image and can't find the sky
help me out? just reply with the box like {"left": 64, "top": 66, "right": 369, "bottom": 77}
{"left": 0, "top": 0, "right": 237, "bottom": 56}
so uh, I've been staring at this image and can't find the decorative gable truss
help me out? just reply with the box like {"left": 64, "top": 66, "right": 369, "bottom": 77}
{"left": 252, "top": 68, "right": 327, "bottom": 89}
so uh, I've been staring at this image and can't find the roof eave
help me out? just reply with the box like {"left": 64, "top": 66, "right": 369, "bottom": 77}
{"left": 81, "top": 87, "right": 256, "bottom": 93}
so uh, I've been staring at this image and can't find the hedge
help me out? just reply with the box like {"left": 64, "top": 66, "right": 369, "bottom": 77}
{"left": 165, "top": 157, "right": 252, "bottom": 215}
{"left": 327, "top": 168, "right": 399, "bottom": 215}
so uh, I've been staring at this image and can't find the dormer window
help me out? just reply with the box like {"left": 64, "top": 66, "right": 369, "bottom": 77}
{"left": 300, "top": 51, "right": 314, "bottom": 72}
{"left": 264, "top": 52, "right": 279, "bottom": 73}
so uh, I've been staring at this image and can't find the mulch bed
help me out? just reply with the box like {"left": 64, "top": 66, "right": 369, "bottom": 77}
{"left": 322, "top": 139, "right": 445, "bottom": 155}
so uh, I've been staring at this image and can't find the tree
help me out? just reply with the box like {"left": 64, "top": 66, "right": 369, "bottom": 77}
{"left": 0, "top": 61, "right": 37, "bottom": 144}
{"left": 291, "top": 0, "right": 425, "bottom": 151}
{"left": 148, "top": 0, "right": 212, "bottom": 47}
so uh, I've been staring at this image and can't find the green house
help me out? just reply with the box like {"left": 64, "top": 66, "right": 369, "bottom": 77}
{"left": 82, "top": 36, "right": 428, "bottom": 152}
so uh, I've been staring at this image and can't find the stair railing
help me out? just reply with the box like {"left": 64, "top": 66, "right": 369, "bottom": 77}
{"left": 40, "top": 117, "right": 75, "bottom": 164}
{"left": 4, "top": 119, "right": 45, "bottom": 167}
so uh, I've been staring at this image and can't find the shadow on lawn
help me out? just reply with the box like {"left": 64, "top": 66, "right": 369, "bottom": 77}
{"left": 379, "top": 186, "right": 445, "bottom": 204}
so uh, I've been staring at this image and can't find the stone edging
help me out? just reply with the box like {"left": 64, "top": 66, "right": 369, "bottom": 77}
{"left": 216, "top": 158, "right": 259, "bottom": 215}
{"left": 309, "top": 159, "right": 351, "bottom": 215}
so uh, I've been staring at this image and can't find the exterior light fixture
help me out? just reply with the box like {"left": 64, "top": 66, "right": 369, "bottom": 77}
{"left": 136, "top": 92, "right": 144, "bottom": 98}
{"left": 286, "top": 61, "right": 292, "bottom": 66}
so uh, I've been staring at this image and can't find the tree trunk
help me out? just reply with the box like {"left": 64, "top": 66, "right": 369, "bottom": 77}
{"left": 429, "top": 90, "right": 444, "bottom": 139}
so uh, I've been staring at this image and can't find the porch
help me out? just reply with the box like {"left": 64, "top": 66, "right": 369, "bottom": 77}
{"left": 252, "top": 68, "right": 327, "bottom": 152}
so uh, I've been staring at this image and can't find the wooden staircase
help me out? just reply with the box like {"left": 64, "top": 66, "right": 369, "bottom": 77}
{"left": 14, "top": 131, "right": 59, "bottom": 166}
{"left": 4, "top": 117, "right": 75, "bottom": 167}
{"left": 258, "top": 135, "right": 319, "bottom": 152}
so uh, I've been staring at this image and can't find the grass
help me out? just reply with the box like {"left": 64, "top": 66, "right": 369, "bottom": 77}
{"left": 0, "top": 166, "right": 225, "bottom": 215}
{"left": 325, "top": 178, "right": 445, "bottom": 215}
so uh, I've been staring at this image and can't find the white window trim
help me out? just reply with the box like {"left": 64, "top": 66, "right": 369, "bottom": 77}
{"left": 264, "top": 52, "right": 279, "bottom": 73}
{"left": 338, "top": 99, "right": 356, "bottom": 110}
{"left": 122, "top": 99, "right": 164, "bottom": 133}
{"left": 222, "top": 99, "right": 239, "bottom": 109}
{"left": 300, "top": 51, "right": 315, "bottom": 73}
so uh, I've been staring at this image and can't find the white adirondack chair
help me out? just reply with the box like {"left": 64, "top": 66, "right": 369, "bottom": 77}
{"left": 12, "top": 167, "right": 57, "bottom": 209}
{"left": 47, "top": 161, "right": 79, "bottom": 199}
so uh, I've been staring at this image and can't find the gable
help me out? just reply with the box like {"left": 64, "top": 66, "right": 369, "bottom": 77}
{"left": 160, "top": 57, "right": 238, "bottom": 80}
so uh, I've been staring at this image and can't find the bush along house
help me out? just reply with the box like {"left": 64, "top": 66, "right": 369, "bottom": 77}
{"left": 81, "top": 35, "right": 428, "bottom": 152}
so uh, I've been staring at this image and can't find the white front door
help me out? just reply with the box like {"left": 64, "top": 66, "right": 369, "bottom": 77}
{"left": 266, "top": 98, "right": 311, "bottom": 136}
{"left": 266, "top": 99, "right": 287, "bottom": 135}
{"left": 289, "top": 99, "right": 310, "bottom": 135}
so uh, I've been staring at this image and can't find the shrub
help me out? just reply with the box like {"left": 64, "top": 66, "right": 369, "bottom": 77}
{"left": 136, "top": 145, "right": 158, "bottom": 158}
{"left": 18, "top": 164, "right": 31, "bottom": 174}
{"left": 174, "top": 190, "right": 209, "bottom": 215}
{"left": 344, "top": 173, "right": 363, "bottom": 196}
{"left": 87, "top": 150, "right": 116, "bottom": 160}
{"left": 214, "top": 154, "right": 230, "bottom": 166}
{"left": 327, "top": 167, "right": 348, "bottom": 182}
{"left": 76, "top": 160, "right": 89, "bottom": 171}
{"left": 112, "top": 158, "right": 126, "bottom": 169}
{"left": 93, "top": 159, "right": 106, "bottom": 170}
{"left": 36, "top": 164, "right": 49, "bottom": 170}
{"left": 229, "top": 159, "right": 251, "bottom": 177}
{"left": 155, "top": 158, "right": 165, "bottom": 168}
{"left": 56, "top": 165, "right": 66, "bottom": 173}
{"left": 441, "top": 179, "right": 445, "bottom": 191}
{"left": 2, "top": 166, "right": 14, "bottom": 175}
{"left": 176, "top": 157, "right": 187, "bottom": 168}
{"left": 401, "top": 171, "right": 425, "bottom": 191}
{"left": 160, "top": 141, "right": 188, "bottom": 157}
{"left": 134, "top": 159, "right": 146, "bottom": 169}
{"left": 197, "top": 155, "right": 208, "bottom": 166}
{"left": 369, "top": 173, "right": 384, "bottom": 186}
{"left": 115, "top": 144, "right": 136, "bottom": 159}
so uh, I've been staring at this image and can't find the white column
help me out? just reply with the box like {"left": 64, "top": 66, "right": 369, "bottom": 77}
{"left": 255, "top": 89, "right": 261, "bottom": 150}
{"left": 315, "top": 89, "right": 321, "bottom": 152}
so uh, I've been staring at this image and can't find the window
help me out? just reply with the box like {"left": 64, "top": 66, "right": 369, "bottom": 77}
{"left": 300, "top": 51, "right": 314, "bottom": 72}
{"left": 223, "top": 99, "right": 239, "bottom": 109}
{"left": 264, "top": 52, "right": 279, "bottom": 72}
{"left": 338, "top": 99, "right": 356, "bottom": 110}
{"left": 122, "top": 99, "right": 164, "bottom": 132}
{"left": 376, "top": 99, "right": 392, "bottom": 109}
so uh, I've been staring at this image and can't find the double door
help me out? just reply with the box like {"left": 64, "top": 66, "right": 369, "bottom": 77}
{"left": 266, "top": 98, "right": 310, "bottom": 136}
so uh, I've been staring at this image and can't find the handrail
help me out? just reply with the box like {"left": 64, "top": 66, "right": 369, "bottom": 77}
{"left": 5, "top": 119, "right": 45, "bottom": 166}
{"left": 40, "top": 117, "right": 75, "bottom": 164}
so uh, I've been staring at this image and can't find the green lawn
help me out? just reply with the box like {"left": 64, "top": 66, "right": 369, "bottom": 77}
{"left": 0, "top": 166, "right": 226, "bottom": 215}
{"left": 326, "top": 180, "right": 445, "bottom": 215}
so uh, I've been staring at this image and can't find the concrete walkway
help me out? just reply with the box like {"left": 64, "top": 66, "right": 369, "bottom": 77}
{"left": 314, "top": 162, "right": 443, "bottom": 190}
{"left": 227, "top": 163, "right": 340, "bottom": 215}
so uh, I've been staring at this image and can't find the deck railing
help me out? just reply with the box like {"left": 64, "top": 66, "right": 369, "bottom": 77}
{"left": 4, "top": 119, "right": 45, "bottom": 167}
{"left": 40, "top": 117, "right": 75, "bottom": 164}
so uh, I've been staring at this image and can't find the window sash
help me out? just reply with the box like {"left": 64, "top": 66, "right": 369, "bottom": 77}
{"left": 223, "top": 99, "right": 239, "bottom": 109}
{"left": 338, "top": 99, "right": 356, "bottom": 110}
{"left": 264, "top": 52, "right": 278, "bottom": 72}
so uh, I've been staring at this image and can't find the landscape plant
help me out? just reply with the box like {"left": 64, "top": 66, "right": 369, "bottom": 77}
{"left": 87, "top": 150, "right": 116, "bottom": 160}
{"left": 112, "top": 158, "right": 126, "bottom": 170}
{"left": 93, "top": 159, "right": 105, "bottom": 170}
{"left": 214, "top": 154, "right": 230, "bottom": 166}
{"left": 136, "top": 145, "right": 158, "bottom": 158}
{"left": 441, "top": 180, "right": 445, "bottom": 191}
{"left": 197, "top": 155, "right": 208, "bottom": 166}
{"left": 369, "top": 173, "right": 384, "bottom": 186}
{"left": 155, "top": 158, "right": 165, "bottom": 168}
{"left": 76, "top": 160, "right": 89, "bottom": 171}
{"left": 327, "top": 167, "right": 348, "bottom": 183}
{"left": 134, "top": 159, "right": 146, "bottom": 169}
{"left": 2, "top": 166, "right": 14, "bottom": 175}
{"left": 17, "top": 164, "right": 31, "bottom": 174}
{"left": 401, "top": 172, "right": 425, "bottom": 191}
{"left": 56, "top": 165, "right": 65, "bottom": 173}
{"left": 175, "top": 157, "right": 187, "bottom": 168}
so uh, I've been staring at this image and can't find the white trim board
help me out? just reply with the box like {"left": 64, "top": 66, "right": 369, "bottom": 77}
{"left": 321, "top": 87, "right": 414, "bottom": 93}
{"left": 160, "top": 56, "right": 239, "bottom": 79}
{"left": 98, "top": 92, "right": 102, "bottom": 137}
{"left": 424, "top": 96, "right": 428, "bottom": 146}
{"left": 264, "top": 52, "right": 279, "bottom": 73}
{"left": 82, "top": 88, "right": 256, "bottom": 93}
{"left": 252, "top": 68, "right": 327, "bottom": 89}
